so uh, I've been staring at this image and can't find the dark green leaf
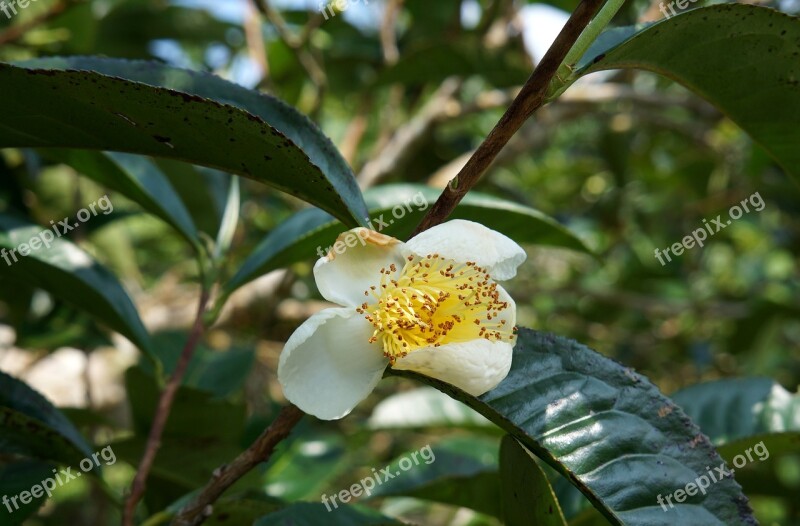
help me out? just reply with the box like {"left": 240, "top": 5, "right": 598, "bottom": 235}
{"left": 500, "top": 435, "right": 567, "bottom": 526}
{"left": 578, "top": 4, "right": 800, "bottom": 182}
{"left": 0, "top": 408, "right": 89, "bottom": 468}
{"left": 0, "top": 214, "right": 154, "bottom": 359}
{"left": 0, "top": 459, "right": 57, "bottom": 524}
{"left": 369, "top": 436, "right": 501, "bottom": 517}
{"left": 203, "top": 497, "right": 285, "bottom": 526}
{"left": 0, "top": 58, "right": 368, "bottom": 226}
{"left": 111, "top": 437, "right": 246, "bottom": 490}
{"left": 672, "top": 378, "right": 800, "bottom": 457}
{"left": 0, "top": 363, "right": 94, "bottom": 459}
{"left": 125, "top": 366, "right": 246, "bottom": 441}
{"left": 389, "top": 329, "right": 758, "bottom": 525}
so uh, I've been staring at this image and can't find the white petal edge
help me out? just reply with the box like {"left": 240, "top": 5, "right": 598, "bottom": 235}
{"left": 493, "top": 283, "right": 517, "bottom": 331}
{"left": 278, "top": 307, "right": 389, "bottom": 420}
{"left": 314, "top": 228, "right": 406, "bottom": 307}
{"left": 392, "top": 338, "right": 514, "bottom": 396}
{"left": 403, "top": 219, "right": 526, "bottom": 281}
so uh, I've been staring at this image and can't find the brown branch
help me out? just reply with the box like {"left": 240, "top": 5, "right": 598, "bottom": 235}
{"left": 380, "top": 0, "right": 403, "bottom": 65}
{"left": 122, "top": 290, "right": 211, "bottom": 526}
{"left": 411, "top": 0, "right": 606, "bottom": 236}
{"left": 170, "top": 404, "right": 305, "bottom": 526}
{"left": 0, "top": 0, "right": 73, "bottom": 46}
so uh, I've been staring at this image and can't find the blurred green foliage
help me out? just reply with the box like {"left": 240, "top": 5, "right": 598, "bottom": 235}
{"left": 0, "top": 0, "right": 798, "bottom": 525}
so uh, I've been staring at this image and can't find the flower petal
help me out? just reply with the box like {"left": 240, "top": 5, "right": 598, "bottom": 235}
{"left": 392, "top": 338, "right": 513, "bottom": 396}
{"left": 314, "top": 228, "right": 406, "bottom": 307}
{"left": 278, "top": 307, "right": 389, "bottom": 420}
{"left": 404, "top": 219, "right": 526, "bottom": 280}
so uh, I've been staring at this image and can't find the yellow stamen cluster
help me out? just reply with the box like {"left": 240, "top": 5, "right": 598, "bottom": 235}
{"left": 355, "top": 254, "right": 515, "bottom": 363}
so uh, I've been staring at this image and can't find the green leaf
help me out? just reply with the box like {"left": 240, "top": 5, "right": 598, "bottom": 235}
{"left": 0, "top": 408, "right": 89, "bottom": 468}
{"left": 0, "top": 371, "right": 94, "bottom": 467}
{"left": 137, "top": 331, "right": 255, "bottom": 399}
{"left": 500, "top": 435, "right": 567, "bottom": 526}
{"left": 117, "top": 367, "right": 252, "bottom": 503}
{"left": 203, "top": 497, "right": 284, "bottom": 526}
{"left": 254, "top": 502, "right": 403, "bottom": 525}
{"left": 214, "top": 175, "right": 240, "bottom": 260}
{"left": 368, "top": 387, "right": 494, "bottom": 431}
{"left": 369, "top": 436, "right": 501, "bottom": 517}
{"left": 225, "top": 184, "right": 592, "bottom": 295}
{"left": 95, "top": 4, "right": 241, "bottom": 58}
{"left": 0, "top": 366, "right": 92, "bottom": 457}
{"left": 263, "top": 433, "right": 349, "bottom": 501}
{"left": 389, "top": 329, "right": 758, "bottom": 526}
{"left": 578, "top": 4, "right": 800, "bottom": 182}
{"left": 111, "top": 437, "right": 246, "bottom": 490}
{"left": 0, "top": 58, "right": 368, "bottom": 226}
{"left": 0, "top": 460, "right": 57, "bottom": 524}
{"left": 155, "top": 160, "right": 230, "bottom": 236}
{"left": 671, "top": 378, "right": 800, "bottom": 457}
{"left": 45, "top": 150, "right": 199, "bottom": 246}
{"left": 0, "top": 214, "right": 154, "bottom": 359}
{"left": 125, "top": 366, "right": 246, "bottom": 441}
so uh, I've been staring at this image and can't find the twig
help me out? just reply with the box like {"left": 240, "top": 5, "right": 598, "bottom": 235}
{"left": 0, "top": 0, "right": 73, "bottom": 46}
{"left": 339, "top": 99, "right": 371, "bottom": 166}
{"left": 252, "top": 0, "right": 327, "bottom": 117}
{"left": 358, "top": 78, "right": 462, "bottom": 188}
{"left": 411, "top": 0, "right": 606, "bottom": 235}
{"left": 380, "top": 0, "right": 403, "bottom": 65}
{"left": 171, "top": 405, "right": 305, "bottom": 526}
{"left": 122, "top": 290, "right": 211, "bottom": 526}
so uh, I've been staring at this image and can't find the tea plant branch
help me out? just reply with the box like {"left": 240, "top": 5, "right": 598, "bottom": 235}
{"left": 122, "top": 289, "right": 211, "bottom": 526}
{"left": 411, "top": 0, "right": 607, "bottom": 235}
{"left": 161, "top": 1, "right": 611, "bottom": 523}
{"left": 171, "top": 404, "right": 305, "bottom": 526}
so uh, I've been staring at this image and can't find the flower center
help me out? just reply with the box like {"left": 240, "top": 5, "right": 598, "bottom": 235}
{"left": 356, "top": 254, "right": 515, "bottom": 364}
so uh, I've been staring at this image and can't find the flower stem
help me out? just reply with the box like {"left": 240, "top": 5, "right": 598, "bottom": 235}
{"left": 547, "top": 0, "right": 628, "bottom": 100}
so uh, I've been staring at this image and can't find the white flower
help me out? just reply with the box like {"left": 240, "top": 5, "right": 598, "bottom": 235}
{"left": 278, "top": 219, "right": 526, "bottom": 420}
